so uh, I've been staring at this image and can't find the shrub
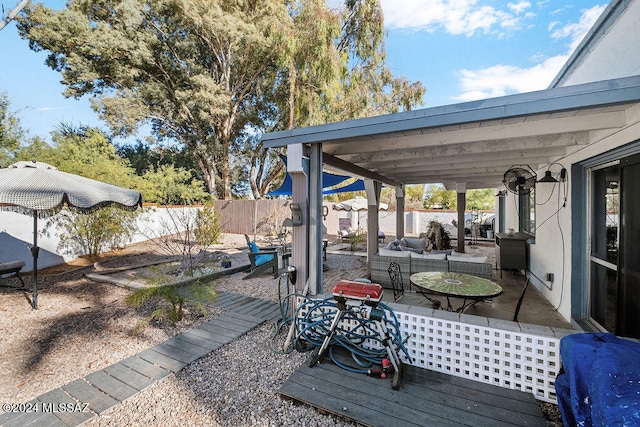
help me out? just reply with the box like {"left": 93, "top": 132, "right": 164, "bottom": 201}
{"left": 126, "top": 273, "right": 217, "bottom": 335}
{"left": 53, "top": 207, "right": 139, "bottom": 256}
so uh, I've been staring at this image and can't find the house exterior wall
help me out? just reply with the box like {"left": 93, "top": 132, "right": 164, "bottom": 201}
{"left": 501, "top": 1, "right": 640, "bottom": 324}
{"left": 553, "top": 0, "right": 640, "bottom": 87}
{"left": 503, "top": 104, "right": 640, "bottom": 322}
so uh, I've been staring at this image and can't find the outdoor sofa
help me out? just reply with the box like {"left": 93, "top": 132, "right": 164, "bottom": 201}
{"left": 370, "top": 244, "right": 493, "bottom": 289}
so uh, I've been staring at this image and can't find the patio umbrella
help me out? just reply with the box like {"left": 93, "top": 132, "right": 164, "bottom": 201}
{"left": 333, "top": 196, "right": 388, "bottom": 233}
{"left": 332, "top": 196, "right": 388, "bottom": 211}
{"left": 0, "top": 161, "right": 143, "bottom": 308}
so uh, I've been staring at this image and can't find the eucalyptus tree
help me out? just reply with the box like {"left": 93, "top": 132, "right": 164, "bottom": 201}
{"left": 17, "top": 0, "right": 424, "bottom": 200}
{"left": 0, "top": 92, "right": 25, "bottom": 166}
{"left": 245, "top": 0, "right": 425, "bottom": 198}
{"left": 17, "top": 0, "right": 292, "bottom": 199}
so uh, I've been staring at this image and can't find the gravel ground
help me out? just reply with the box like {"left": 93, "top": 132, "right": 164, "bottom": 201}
{"left": 0, "top": 234, "right": 364, "bottom": 426}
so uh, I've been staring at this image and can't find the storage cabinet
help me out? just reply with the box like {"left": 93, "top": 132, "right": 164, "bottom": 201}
{"left": 495, "top": 232, "right": 529, "bottom": 272}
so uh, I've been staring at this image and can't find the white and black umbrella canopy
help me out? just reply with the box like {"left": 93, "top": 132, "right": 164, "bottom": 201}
{"left": 0, "top": 161, "right": 142, "bottom": 214}
{"left": 332, "top": 196, "right": 388, "bottom": 212}
{"left": 0, "top": 161, "right": 142, "bottom": 309}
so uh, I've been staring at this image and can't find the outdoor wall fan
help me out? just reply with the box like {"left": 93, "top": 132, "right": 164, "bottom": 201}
{"left": 503, "top": 165, "right": 536, "bottom": 195}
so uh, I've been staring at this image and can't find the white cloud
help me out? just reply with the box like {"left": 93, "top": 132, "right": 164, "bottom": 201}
{"left": 451, "top": 4, "right": 607, "bottom": 101}
{"left": 551, "top": 4, "right": 607, "bottom": 51}
{"left": 453, "top": 55, "right": 567, "bottom": 101}
{"left": 380, "top": 0, "right": 531, "bottom": 36}
{"left": 508, "top": 1, "right": 531, "bottom": 15}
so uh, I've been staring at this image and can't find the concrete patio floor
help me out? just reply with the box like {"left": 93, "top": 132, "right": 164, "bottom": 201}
{"left": 326, "top": 238, "right": 573, "bottom": 330}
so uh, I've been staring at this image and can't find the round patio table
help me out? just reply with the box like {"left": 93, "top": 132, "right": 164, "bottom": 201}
{"left": 410, "top": 271, "right": 502, "bottom": 312}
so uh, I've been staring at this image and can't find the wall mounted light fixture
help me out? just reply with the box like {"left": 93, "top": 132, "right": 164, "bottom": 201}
{"left": 537, "top": 163, "right": 567, "bottom": 184}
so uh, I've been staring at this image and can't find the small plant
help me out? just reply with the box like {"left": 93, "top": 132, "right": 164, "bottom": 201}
{"left": 126, "top": 271, "right": 217, "bottom": 335}
{"left": 348, "top": 229, "right": 367, "bottom": 251}
{"left": 140, "top": 204, "right": 222, "bottom": 276}
{"left": 52, "top": 207, "right": 139, "bottom": 256}
{"left": 425, "top": 220, "right": 451, "bottom": 250}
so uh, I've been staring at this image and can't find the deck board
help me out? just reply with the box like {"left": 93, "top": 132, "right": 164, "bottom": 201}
{"left": 280, "top": 349, "right": 547, "bottom": 427}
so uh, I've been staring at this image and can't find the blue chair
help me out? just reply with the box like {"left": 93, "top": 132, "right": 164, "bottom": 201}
{"left": 243, "top": 235, "right": 278, "bottom": 280}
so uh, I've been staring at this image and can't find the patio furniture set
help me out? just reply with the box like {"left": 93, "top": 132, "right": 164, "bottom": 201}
{"left": 371, "top": 239, "right": 492, "bottom": 290}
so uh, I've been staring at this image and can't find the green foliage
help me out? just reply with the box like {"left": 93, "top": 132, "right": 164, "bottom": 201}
{"left": 53, "top": 207, "right": 138, "bottom": 256}
{"left": 0, "top": 92, "right": 26, "bottom": 167}
{"left": 26, "top": 125, "right": 143, "bottom": 256}
{"left": 116, "top": 140, "right": 203, "bottom": 182}
{"left": 17, "top": 0, "right": 424, "bottom": 200}
{"left": 423, "top": 184, "right": 457, "bottom": 209}
{"left": 142, "top": 164, "right": 208, "bottom": 205}
{"left": 194, "top": 201, "right": 221, "bottom": 247}
{"left": 348, "top": 228, "right": 367, "bottom": 251}
{"left": 126, "top": 276, "right": 217, "bottom": 335}
{"left": 466, "top": 189, "right": 496, "bottom": 211}
{"left": 13, "top": 136, "right": 56, "bottom": 163}
{"left": 423, "top": 185, "right": 495, "bottom": 211}
{"left": 17, "top": 0, "right": 292, "bottom": 199}
{"left": 49, "top": 124, "right": 142, "bottom": 189}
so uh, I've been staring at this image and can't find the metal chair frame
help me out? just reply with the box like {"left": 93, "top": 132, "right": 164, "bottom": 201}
{"left": 387, "top": 262, "right": 404, "bottom": 301}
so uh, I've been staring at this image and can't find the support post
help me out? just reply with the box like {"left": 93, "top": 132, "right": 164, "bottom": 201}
{"left": 395, "top": 185, "right": 405, "bottom": 239}
{"left": 289, "top": 144, "right": 308, "bottom": 293}
{"left": 365, "top": 179, "right": 382, "bottom": 278}
{"left": 456, "top": 183, "right": 467, "bottom": 254}
{"left": 309, "top": 144, "right": 323, "bottom": 295}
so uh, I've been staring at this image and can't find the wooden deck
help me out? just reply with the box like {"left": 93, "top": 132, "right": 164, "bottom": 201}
{"left": 280, "top": 348, "right": 548, "bottom": 427}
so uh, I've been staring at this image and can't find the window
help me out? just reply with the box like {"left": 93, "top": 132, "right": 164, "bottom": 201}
{"left": 518, "top": 190, "right": 535, "bottom": 234}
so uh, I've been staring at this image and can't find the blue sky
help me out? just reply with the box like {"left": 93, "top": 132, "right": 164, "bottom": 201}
{"left": 0, "top": 0, "right": 607, "bottom": 144}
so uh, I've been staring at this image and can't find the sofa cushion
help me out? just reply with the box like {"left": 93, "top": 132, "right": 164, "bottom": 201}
{"left": 431, "top": 249, "right": 453, "bottom": 255}
{"left": 400, "top": 237, "right": 427, "bottom": 250}
{"left": 447, "top": 254, "right": 488, "bottom": 264}
{"left": 399, "top": 246, "right": 423, "bottom": 254}
{"left": 411, "top": 252, "right": 447, "bottom": 260}
{"left": 379, "top": 247, "right": 411, "bottom": 257}
{"left": 384, "top": 239, "right": 401, "bottom": 250}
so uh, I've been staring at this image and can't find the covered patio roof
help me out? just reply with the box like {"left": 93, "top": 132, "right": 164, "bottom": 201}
{"left": 263, "top": 76, "right": 640, "bottom": 189}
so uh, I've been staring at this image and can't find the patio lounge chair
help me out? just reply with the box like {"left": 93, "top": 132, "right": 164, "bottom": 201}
{"left": 243, "top": 235, "right": 278, "bottom": 280}
{"left": 0, "top": 260, "right": 27, "bottom": 289}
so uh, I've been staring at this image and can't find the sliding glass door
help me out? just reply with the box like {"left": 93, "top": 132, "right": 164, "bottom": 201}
{"left": 589, "top": 162, "right": 619, "bottom": 333}
{"left": 589, "top": 154, "right": 640, "bottom": 338}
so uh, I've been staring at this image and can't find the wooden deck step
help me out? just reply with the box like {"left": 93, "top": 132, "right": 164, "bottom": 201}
{"left": 280, "top": 350, "right": 547, "bottom": 427}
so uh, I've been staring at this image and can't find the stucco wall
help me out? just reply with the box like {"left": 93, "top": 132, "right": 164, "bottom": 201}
{"left": 503, "top": 105, "right": 640, "bottom": 321}
{"left": 0, "top": 206, "right": 203, "bottom": 272}
{"left": 556, "top": 0, "right": 640, "bottom": 87}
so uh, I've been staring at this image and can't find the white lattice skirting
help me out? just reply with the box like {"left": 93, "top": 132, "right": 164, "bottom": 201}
{"left": 297, "top": 296, "right": 576, "bottom": 404}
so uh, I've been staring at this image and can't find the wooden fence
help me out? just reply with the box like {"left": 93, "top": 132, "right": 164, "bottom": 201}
{"left": 214, "top": 200, "right": 291, "bottom": 236}
{"left": 214, "top": 199, "right": 342, "bottom": 238}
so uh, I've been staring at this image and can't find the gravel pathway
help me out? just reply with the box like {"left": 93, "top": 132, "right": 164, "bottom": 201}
{"left": 1, "top": 234, "right": 366, "bottom": 426}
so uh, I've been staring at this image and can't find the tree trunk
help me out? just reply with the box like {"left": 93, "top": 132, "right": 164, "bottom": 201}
{"left": 194, "top": 151, "right": 217, "bottom": 198}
